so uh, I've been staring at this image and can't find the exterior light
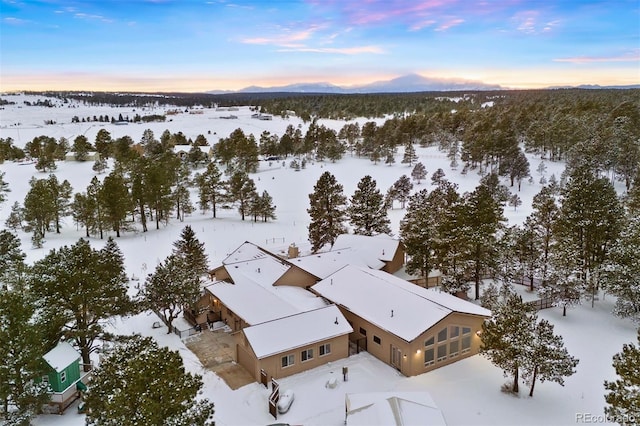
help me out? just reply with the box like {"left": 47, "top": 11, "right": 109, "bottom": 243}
{"left": 416, "top": 349, "right": 421, "bottom": 354}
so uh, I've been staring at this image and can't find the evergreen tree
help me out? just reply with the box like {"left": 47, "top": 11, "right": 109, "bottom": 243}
{"left": 23, "top": 177, "right": 56, "bottom": 242}
{"left": 308, "top": 171, "right": 348, "bottom": 252}
{"left": 601, "top": 217, "right": 640, "bottom": 323}
{"left": 604, "top": 331, "right": 640, "bottom": 423}
{"left": 0, "top": 171, "right": 9, "bottom": 207}
{"left": 92, "top": 156, "right": 108, "bottom": 174}
{"left": 226, "top": 171, "right": 257, "bottom": 221}
{"left": 480, "top": 286, "right": 537, "bottom": 393}
{"left": 0, "top": 285, "right": 49, "bottom": 424}
{"left": 87, "top": 176, "right": 106, "bottom": 239}
{"left": 508, "top": 193, "right": 522, "bottom": 210}
{"left": 195, "top": 162, "right": 224, "bottom": 218}
{"left": 401, "top": 141, "right": 418, "bottom": 166}
{"left": 172, "top": 225, "right": 209, "bottom": 278}
{"left": 139, "top": 254, "right": 200, "bottom": 334}
{"left": 555, "top": 165, "right": 623, "bottom": 304}
{"left": 4, "top": 201, "right": 23, "bottom": 231}
{"left": 71, "top": 192, "right": 92, "bottom": 237}
{"left": 400, "top": 189, "right": 436, "bottom": 279}
{"left": 528, "top": 186, "right": 559, "bottom": 285}
{"left": 72, "top": 135, "right": 93, "bottom": 161}
{"left": 539, "top": 243, "right": 584, "bottom": 316}
{"left": 411, "top": 162, "right": 427, "bottom": 184}
{"left": 84, "top": 336, "right": 214, "bottom": 426}
{"left": 172, "top": 162, "right": 193, "bottom": 222}
{"left": 255, "top": 190, "right": 276, "bottom": 222}
{"left": 30, "top": 238, "right": 131, "bottom": 367}
{"left": 94, "top": 128, "right": 112, "bottom": 160}
{"left": 522, "top": 319, "right": 578, "bottom": 397}
{"left": 347, "top": 175, "right": 391, "bottom": 236}
{"left": 100, "top": 171, "right": 130, "bottom": 237}
{"left": 47, "top": 174, "right": 73, "bottom": 234}
{"left": 390, "top": 175, "right": 413, "bottom": 208}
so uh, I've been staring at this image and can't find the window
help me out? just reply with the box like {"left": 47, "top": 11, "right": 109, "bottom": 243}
{"left": 462, "top": 327, "right": 472, "bottom": 354}
{"left": 450, "top": 326, "right": 460, "bottom": 338}
{"left": 301, "top": 348, "right": 314, "bottom": 362}
{"left": 373, "top": 335, "right": 381, "bottom": 345}
{"left": 424, "top": 348, "right": 435, "bottom": 366}
{"left": 319, "top": 343, "right": 331, "bottom": 356}
{"left": 437, "top": 345, "right": 447, "bottom": 362}
{"left": 60, "top": 371, "right": 66, "bottom": 383}
{"left": 281, "top": 354, "right": 294, "bottom": 368}
{"left": 437, "top": 328, "right": 447, "bottom": 342}
{"left": 449, "top": 340, "right": 459, "bottom": 358}
{"left": 359, "top": 327, "right": 367, "bottom": 336}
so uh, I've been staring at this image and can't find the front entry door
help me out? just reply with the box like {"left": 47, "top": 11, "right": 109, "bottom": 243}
{"left": 391, "top": 345, "right": 402, "bottom": 371}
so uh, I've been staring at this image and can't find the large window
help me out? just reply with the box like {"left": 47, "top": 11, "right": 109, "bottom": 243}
{"left": 424, "top": 336, "right": 435, "bottom": 366}
{"left": 301, "top": 348, "right": 314, "bottom": 362}
{"left": 319, "top": 343, "right": 331, "bottom": 356}
{"left": 437, "top": 328, "right": 447, "bottom": 342}
{"left": 437, "top": 344, "right": 447, "bottom": 362}
{"left": 281, "top": 354, "right": 294, "bottom": 368}
{"left": 462, "top": 327, "right": 472, "bottom": 354}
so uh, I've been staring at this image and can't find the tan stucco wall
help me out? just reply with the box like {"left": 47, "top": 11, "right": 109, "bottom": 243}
{"left": 274, "top": 266, "right": 319, "bottom": 288}
{"left": 338, "top": 308, "right": 486, "bottom": 377}
{"left": 382, "top": 243, "right": 405, "bottom": 274}
{"left": 236, "top": 332, "right": 350, "bottom": 382}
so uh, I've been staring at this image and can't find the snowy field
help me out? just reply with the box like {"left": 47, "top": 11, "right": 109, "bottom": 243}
{"left": 1, "top": 94, "right": 635, "bottom": 425}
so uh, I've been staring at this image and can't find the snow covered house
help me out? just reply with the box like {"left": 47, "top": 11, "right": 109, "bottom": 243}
{"left": 311, "top": 265, "right": 491, "bottom": 377}
{"left": 40, "top": 342, "right": 91, "bottom": 413}
{"left": 236, "top": 305, "right": 352, "bottom": 381}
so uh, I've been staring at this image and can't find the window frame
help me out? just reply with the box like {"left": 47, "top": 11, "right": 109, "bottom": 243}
{"left": 319, "top": 343, "right": 331, "bottom": 356}
{"left": 281, "top": 354, "right": 295, "bottom": 368}
{"left": 373, "top": 335, "right": 381, "bottom": 345}
{"left": 301, "top": 348, "right": 314, "bottom": 362}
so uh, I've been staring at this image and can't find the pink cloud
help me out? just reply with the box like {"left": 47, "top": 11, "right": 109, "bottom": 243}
{"left": 554, "top": 50, "right": 640, "bottom": 64}
{"left": 277, "top": 45, "right": 385, "bottom": 54}
{"left": 435, "top": 18, "right": 464, "bottom": 31}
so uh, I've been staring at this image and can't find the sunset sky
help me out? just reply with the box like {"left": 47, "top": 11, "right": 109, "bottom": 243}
{"left": 1, "top": 0, "right": 638, "bottom": 92}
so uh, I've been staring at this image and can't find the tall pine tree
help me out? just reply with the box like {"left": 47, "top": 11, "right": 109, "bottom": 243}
{"left": 347, "top": 175, "right": 391, "bottom": 236}
{"left": 308, "top": 171, "right": 347, "bottom": 252}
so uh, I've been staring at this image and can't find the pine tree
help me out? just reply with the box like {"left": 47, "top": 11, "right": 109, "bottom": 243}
{"left": 522, "top": 318, "right": 578, "bottom": 397}
{"left": 601, "top": 217, "right": 640, "bottom": 323}
{"left": 540, "top": 244, "right": 584, "bottom": 316}
{"left": 139, "top": 254, "right": 200, "bottom": 334}
{"left": 0, "top": 171, "right": 9, "bottom": 207}
{"left": 173, "top": 225, "right": 209, "bottom": 277}
{"left": 92, "top": 156, "right": 108, "bottom": 174}
{"left": 604, "top": 330, "right": 640, "bottom": 423}
{"left": 72, "top": 135, "right": 93, "bottom": 161}
{"left": 100, "top": 171, "right": 130, "bottom": 237}
{"left": 391, "top": 175, "right": 413, "bottom": 208}
{"left": 0, "top": 285, "right": 50, "bottom": 424}
{"left": 84, "top": 336, "right": 214, "bottom": 425}
{"left": 4, "top": 201, "right": 23, "bottom": 231}
{"left": 528, "top": 186, "right": 559, "bottom": 285}
{"left": 508, "top": 193, "right": 522, "bottom": 210}
{"left": 196, "top": 162, "right": 225, "bottom": 218}
{"left": 401, "top": 141, "right": 418, "bottom": 166}
{"left": 308, "top": 171, "right": 347, "bottom": 252}
{"left": 87, "top": 176, "right": 105, "bottom": 239}
{"left": 47, "top": 174, "right": 73, "bottom": 234}
{"left": 348, "top": 175, "right": 391, "bottom": 236}
{"left": 400, "top": 188, "right": 438, "bottom": 278}
{"left": 30, "top": 238, "right": 131, "bottom": 367}
{"left": 480, "top": 286, "right": 537, "bottom": 393}
{"left": 411, "top": 162, "right": 427, "bottom": 184}
{"left": 227, "top": 171, "right": 257, "bottom": 221}
{"left": 23, "top": 177, "right": 56, "bottom": 242}
{"left": 256, "top": 190, "right": 276, "bottom": 222}
{"left": 94, "top": 128, "right": 112, "bottom": 160}
{"left": 555, "top": 165, "right": 623, "bottom": 305}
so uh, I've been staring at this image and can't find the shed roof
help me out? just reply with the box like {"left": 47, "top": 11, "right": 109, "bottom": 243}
{"left": 43, "top": 342, "right": 80, "bottom": 373}
{"left": 311, "top": 266, "right": 490, "bottom": 342}
{"left": 333, "top": 233, "right": 400, "bottom": 262}
{"left": 243, "top": 305, "right": 352, "bottom": 359}
{"left": 346, "top": 392, "right": 446, "bottom": 426}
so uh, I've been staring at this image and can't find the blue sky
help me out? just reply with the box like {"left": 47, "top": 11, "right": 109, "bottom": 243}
{"left": 1, "top": 0, "right": 638, "bottom": 91}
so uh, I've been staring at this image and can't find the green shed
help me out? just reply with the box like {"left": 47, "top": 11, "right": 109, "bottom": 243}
{"left": 41, "top": 342, "right": 91, "bottom": 413}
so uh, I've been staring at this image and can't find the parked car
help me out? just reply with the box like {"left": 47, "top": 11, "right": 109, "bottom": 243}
{"left": 277, "top": 389, "right": 295, "bottom": 414}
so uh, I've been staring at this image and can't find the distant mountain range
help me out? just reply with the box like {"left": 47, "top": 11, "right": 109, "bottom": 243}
{"left": 208, "top": 74, "right": 639, "bottom": 94}
{"left": 208, "top": 74, "right": 502, "bottom": 94}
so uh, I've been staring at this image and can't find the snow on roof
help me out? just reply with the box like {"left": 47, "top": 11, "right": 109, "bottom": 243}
{"left": 346, "top": 392, "right": 446, "bottom": 426}
{"left": 243, "top": 305, "right": 353, "bottom": 359}
{"left": 312, "top": 266, "right": 490, "bottom": 342}
{"left": 222, "top": 241, "right": 271, "bottom": 265}
{"left": 205, "top": 279, "right": 301, "bottom": 325}
{"left": 333, "top": 234, "right": 400, "bottom": 262}
{"left": 225, "top": 254, "right": 290, "bottom": 288}
{"left": 172, "top": 144, "right": 193, "bottom": 153}
{"left": 43, "top": 342, "right": 80, "bottom": 372}
{"left": 291, "top": 248, "right": 385, "bottom": 279}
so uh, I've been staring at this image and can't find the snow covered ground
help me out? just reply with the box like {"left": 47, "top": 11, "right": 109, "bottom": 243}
{"left": 1, "top": 95, "right": 635, "bottom": 425}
